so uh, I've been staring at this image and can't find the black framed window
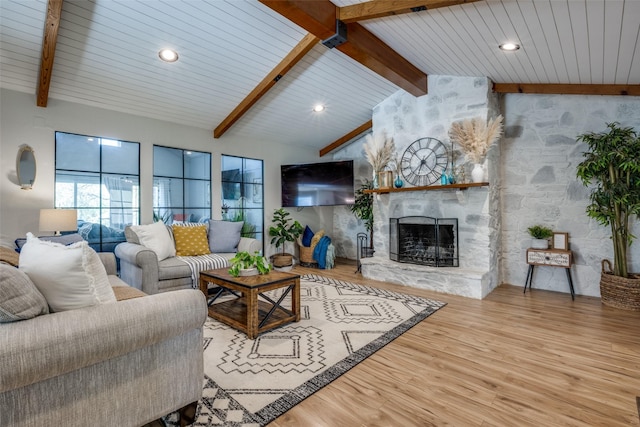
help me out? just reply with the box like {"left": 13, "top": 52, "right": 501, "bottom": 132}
{"left": 221, "top": 155, "right": 263, "bottom": 243}
{"left": 153, "top": 146, "right": 211, "bottom": 224}
{"left": 55, "top": 132, "right": 140, "bottom": 252}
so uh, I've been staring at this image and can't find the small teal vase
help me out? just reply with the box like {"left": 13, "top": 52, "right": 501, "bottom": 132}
{"left": 394, "top": 176, "right": 404, "bottom": 188}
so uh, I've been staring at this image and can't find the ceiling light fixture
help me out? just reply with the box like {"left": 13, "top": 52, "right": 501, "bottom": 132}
{"left": 158, "top": 48, "right": 179, "bottom": 62}
{"left": 499, "top": 42, "right": 520, "bottom": 52}
{"left": 313, "top": 104, "right": 325, "bottom": 113}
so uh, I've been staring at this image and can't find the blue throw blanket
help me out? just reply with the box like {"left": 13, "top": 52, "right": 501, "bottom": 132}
{"left": 312, "top": 235, "right": 331, "bottom": 269}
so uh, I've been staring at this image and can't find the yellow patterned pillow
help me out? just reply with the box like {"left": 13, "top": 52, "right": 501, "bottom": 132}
{"left": 172, "top": 225, "right": 211, "bottom": 256}
{"left": 310, "top": 229, "right": 325, "bottom": 249}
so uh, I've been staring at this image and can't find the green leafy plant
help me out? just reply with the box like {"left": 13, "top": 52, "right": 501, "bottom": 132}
{"left": 350, "top": 179, "right": 374, "bottom": 248}
{"left": 576, "top": 122, "right": 640, "bottom": 278}
{"left": 527, "top": 225, "right": 553, "bottom": 240}
{"left": 269, "top": 208, "right": 303, "bottom": 255}
{"left": 153, "top": 210, "right": 172, "bottom": 224}
{"left": 228, "top": 251, "right": 271, "bottom": 277}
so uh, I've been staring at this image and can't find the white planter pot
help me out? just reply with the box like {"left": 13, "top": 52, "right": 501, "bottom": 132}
{"left": 239, "top": 267, "right": 258, "bottom": 277}
{"left": 531, "top": 238, "right": 549, "bottom": 249}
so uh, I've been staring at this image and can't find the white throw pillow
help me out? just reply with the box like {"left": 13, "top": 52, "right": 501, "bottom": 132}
{"left": 130, "top": 221, "right": 176, "bottom": 261}
{"left": 18, "top": 233, "right": 116, "bottom": 312}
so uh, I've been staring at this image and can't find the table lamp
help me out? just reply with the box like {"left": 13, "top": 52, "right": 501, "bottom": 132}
{"left": 39, "top": 209, "right": 78, "bottom": 236}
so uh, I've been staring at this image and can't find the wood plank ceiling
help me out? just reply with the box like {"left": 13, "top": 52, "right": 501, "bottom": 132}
{"left": 1, "top": 0, "right": 638, "bottom": 153}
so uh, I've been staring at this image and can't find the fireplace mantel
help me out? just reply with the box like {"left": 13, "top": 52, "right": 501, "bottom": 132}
{"left": 364, "top": 182, "right": 489, "bottom": 194}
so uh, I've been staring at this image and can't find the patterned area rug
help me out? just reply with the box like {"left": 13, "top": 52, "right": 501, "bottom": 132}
{"left": 165, "top": 274, "right": 445, "bottom": 427}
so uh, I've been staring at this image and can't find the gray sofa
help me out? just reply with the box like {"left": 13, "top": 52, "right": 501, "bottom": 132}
{"left": 0, "top": 253, "right": 206, "bottom": 427}
{"left": 116, "top": 226, "right": 261, "bottom": 294}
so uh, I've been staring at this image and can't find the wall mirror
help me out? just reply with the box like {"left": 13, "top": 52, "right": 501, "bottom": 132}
{"left": 17, "top": 145, "right": 36, "bottom": 190}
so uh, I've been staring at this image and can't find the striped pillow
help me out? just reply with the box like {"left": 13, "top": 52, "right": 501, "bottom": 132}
{"left": 172, "top": 225, "right": 211, "bottom": 256}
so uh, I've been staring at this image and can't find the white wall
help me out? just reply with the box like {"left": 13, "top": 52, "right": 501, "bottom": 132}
{"left": 0, "top": 88, "right": 326, "bottom": 257}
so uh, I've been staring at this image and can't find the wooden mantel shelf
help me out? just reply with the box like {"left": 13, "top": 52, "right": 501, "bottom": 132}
{"left": 364, "top": 182, "right": 489, "bottom": 194}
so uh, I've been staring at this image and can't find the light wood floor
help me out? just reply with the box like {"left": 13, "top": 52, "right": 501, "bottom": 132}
{"left": 269, "top": 259, "right": 640, "bottom": 427}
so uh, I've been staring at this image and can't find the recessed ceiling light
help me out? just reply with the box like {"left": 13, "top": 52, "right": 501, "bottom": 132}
{"left": 313, "top": 104, "right": 325, "bottom": 113}
{"left": 158, "top": 48, "right": 179, "bottom": 62}
{"left": 499, "top": 42, "right": 520, "bottom": 51}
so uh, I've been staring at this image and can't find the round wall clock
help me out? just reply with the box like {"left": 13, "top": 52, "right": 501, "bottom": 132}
{"left": 401, "top": 137, "right": 449, "bottom": 186}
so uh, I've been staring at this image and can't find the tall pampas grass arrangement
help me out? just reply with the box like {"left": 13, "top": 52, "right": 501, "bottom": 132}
{"left": 363, "top": 131, "right": 395, "bottom": 173}
{"left": 449, "top": 115, "right": 504, "bottom": 164}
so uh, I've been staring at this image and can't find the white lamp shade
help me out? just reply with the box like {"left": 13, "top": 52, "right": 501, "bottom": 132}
{"left": 39, "top": 209, "right": 78, "bottom": 233}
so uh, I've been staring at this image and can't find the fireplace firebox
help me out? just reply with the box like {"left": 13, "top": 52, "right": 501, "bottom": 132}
{"left": 389, "top": 216, "right": 459, "bottom": 267}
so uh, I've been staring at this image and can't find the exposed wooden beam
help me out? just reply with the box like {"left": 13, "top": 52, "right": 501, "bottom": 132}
{"left": 259, "top": 0, "right": 427, "bottom": 97}
{"left": 339, "top": 23, "right": 427, "bottom": 96}
{"left": 319, "top": 120, "right": 372, "bottom": 157}
{"left": 493, "top": 83, "right": 640, "bottom": 96}
{"left": 338, "top": 0, "right": 480, "bottom": 23}
{"left": 214, "top": 33, "right": 319, "bottom": 138}
{"left": 37, "top": 0, "right": 63, "bottom": 108}
{"left": 260, "top": 0, "right": 336, "bottom": 40}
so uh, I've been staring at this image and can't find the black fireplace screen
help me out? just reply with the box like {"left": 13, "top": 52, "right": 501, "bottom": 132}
{"left": 389, "top": 216, "right": 459, "bottom": 267}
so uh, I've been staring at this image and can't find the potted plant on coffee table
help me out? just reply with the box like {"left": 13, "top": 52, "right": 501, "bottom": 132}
{"left": 269, "top": 208, "right": 303, "bottom": 269}
{"left": 228, "top": 251, "right": 271, "bottom": 277}
{"left": 527, "top": 225, "right": 553, "bottom": 249}
{"left": 576, "top": 122, "right": 640, "bottom": 311}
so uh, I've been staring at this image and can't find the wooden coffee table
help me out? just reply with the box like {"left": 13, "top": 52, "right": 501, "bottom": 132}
{"left": 199, "top": 268, "right": 300, "bottom": 339}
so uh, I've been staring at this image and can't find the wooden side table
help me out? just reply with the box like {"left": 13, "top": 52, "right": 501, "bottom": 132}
{"left": 525, "top": 248, "right": 575, "bottom": 300}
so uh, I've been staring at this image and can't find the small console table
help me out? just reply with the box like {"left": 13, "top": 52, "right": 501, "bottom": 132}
{"left": 525, "top": 248, "right": 575, "bottom": 300}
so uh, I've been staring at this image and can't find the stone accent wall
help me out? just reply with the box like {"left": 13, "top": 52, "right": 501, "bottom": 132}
{"left": 501, "top": 93, "right": 640, "bottom": 297}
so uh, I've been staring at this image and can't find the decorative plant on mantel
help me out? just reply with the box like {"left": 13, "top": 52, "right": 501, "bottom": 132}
{"left": 576, "top": 122, "right": 640, "bottom": 310}
{"left": 363, "top": 131, "right": 395, "bottom": 187}
{"left": 351, "top": 179, "right": 374, "bottom": 249}
{"left": 449, "top": 115, "right": 503, "bottom": 182}
{"left": 448, "top": 115, "right": 504, "bottom": 164}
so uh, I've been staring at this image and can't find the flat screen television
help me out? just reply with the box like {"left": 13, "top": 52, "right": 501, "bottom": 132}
{"left": 281, "top": 160, "right": 354, "bottom": 207}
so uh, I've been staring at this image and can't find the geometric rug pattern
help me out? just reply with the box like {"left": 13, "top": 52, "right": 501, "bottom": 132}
{"left": 165, "top": 273, "right": 446, "bottom": 426}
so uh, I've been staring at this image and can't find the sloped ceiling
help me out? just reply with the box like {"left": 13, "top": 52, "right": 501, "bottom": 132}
{"left": 1, "top": 0, "right": 638, "bottom": 152}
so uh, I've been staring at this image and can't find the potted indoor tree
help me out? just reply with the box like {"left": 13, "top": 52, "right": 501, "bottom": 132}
{"left": 576, "top": 122, "right": 640, "bottom": 311}
{"left": 351, "top": 179, "right": 374, "bottom": 255}
{"left": 269, "top": 208, "right": 303, "bottom": 268}
{"left": 527, "top": 225, "right": 553, "bottom": 249}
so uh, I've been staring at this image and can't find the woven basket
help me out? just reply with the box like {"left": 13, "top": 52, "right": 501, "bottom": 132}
{"left": 299, "top": 245, "right": 315, "bottom": 265}
{"left": 600, "top": 259, "right": 640, "bottom": 311}
{"left": 297, "top": 236, "right": 317, "bottom": 266}
{"left": 272, "top": 254, "right": 293, "bottom": 268}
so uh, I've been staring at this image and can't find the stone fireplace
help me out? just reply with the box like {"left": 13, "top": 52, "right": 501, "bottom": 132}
{"left": 390, "top": 216, "right": 459, "bottom": 267}
{"left": 356, "top": 76, "right": 502, "bottom": 299}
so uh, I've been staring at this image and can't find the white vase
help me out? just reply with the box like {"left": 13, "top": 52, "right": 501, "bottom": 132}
{"left": 471, "top": 163, "right": 484, "bottom": 183}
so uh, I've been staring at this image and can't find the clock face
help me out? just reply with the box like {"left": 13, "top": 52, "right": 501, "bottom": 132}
{"left": 401, "top": 137, "right": 449, "bottom": 186}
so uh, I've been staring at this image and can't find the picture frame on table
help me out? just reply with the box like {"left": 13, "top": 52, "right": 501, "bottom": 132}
{"left": 552, "top": 232, "right": 569, "bottom": 250}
